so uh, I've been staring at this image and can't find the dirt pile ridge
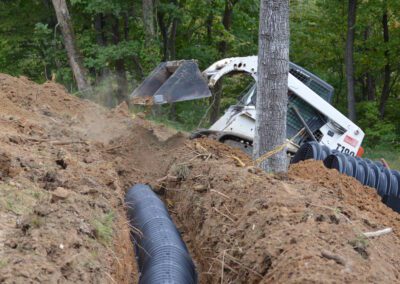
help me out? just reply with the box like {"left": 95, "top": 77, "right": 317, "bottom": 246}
{"left": 166, "top": 156, "right": 400, "bottom": 283}
{"left": 1, "top": 73, "right": 400, "bottom": 283}
{"left": 0, "top": 74, "right": 138, "bottom": 283}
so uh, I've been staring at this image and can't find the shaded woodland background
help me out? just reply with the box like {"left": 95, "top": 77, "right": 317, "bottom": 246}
{"left": 0, "top": 0, "right": 399, "bottom": 156}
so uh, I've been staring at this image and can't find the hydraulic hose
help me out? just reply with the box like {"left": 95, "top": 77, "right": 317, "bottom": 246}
{"left": 125, "top": 184, "right": 197, "bottom": 284}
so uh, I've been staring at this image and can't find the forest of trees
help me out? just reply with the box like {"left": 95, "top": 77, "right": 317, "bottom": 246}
{"left": 0, "top": 0, "right": 399, "bottom": 151}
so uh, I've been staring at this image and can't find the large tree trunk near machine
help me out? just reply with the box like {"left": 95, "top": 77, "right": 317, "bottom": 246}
{"left": 379, "top": 7, "right": 391, "bottom": 118}
{"left": 253, "top": 0, "right": 290, "bottom": 173}
{"left": 142, "top": 0, "right": 155, "bottom": 42}
{"left": 345, "top": 0, "right": 357, "bottom": 122}
{"left": 51, "top": 0, "right": 91, "bottom": 92}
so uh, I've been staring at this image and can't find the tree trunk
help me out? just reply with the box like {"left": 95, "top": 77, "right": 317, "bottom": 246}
{"left": 380, "top": 7, "right": 391, "bottom": 118}
{"left": 157, "top": 11, "right": 169, "bottom": 61}
{"left": 94, "top": 13, "right": 109, "bottom": 82}
{"left": 94, "top": 14, "right": 106, "bottom": 46}
{"left": 362, "top": 26, "right": 375, "bottom": 101}
{"left": 254, "top": 0, "right": 290, "bottom": 173}
{"left": 51, "top": 0, "right": 91, "bottom": 92}
{"left": 366, "top": 73, "right": 376, "bottom": 101}
{"left": 209, "top": 0, "right": 237, "bottom": 124}
{"left": 111, "top": 17, "right": 128, "bottom": 104}
{"left": 168, "top": 18, "right": 178, "bottom": 60}
{"left": 209, "top": 81, "right": 222, "bottom": 124}
{"left": 218, "top": 0, "right": 235, "bottom": 55}
{"left": 120, "top": 12, "right": 144, "bottom": 82}
{"left": 142, "top": 0, "right": 155, "bottom": 42}
{"left": 206, "top": 2, "right": 214, "bottom": 44}
{"left": 345, "top": 0, "right": 357, "bottom": 122}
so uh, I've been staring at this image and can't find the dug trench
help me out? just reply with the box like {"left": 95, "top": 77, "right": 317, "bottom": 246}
{"left": 1, "top": 74, "right": 400, "bottom": 283}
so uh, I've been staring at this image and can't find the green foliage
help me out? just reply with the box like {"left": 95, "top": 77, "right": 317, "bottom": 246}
{"left": 357, "top": 101, "right": 399, "bottom": 147}
{"left": 146, "top": 99, "right": 210, "bottom": 131}
{"left": 0, "top": 0, "right": 399, "bottom": 147}
{"left": 364, "top": 147, "right": 400, "bottom": 170}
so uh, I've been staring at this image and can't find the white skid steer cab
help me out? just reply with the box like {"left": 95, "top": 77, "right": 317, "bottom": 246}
{"left": 130, "top": 56, "right": 365, "bottom": 158}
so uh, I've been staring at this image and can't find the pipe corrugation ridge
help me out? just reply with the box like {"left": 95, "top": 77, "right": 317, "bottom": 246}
{"left": 290, "top": 142, "right": 400, "bottom": 213}
{"left": 125, "top": 184, "right": 197, "bottom": 284}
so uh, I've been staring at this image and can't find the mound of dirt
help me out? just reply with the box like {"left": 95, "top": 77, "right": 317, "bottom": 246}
{"left": 164, "top": 154, "right": 400, "bottom": 283}
{"left": 1, "top": 73, "right": 400, "bottom": 283}
{"left": 0, "top": 74, "right": 137, "bottom": 283}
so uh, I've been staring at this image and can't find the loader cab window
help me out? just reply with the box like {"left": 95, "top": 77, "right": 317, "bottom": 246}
{"left": 239, "top": 83, "right": 257, "bottom": 106}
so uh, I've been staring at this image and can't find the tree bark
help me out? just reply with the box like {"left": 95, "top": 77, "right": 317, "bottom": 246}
{"left": 366, "top": 73, "right": 376, "bottom": 101}
{"left": 218, "top": 0, "right": 236, "bottom": 55}
{"left": 254, "top": 0, "right": 290, "bottom": 173}
{"left": 51, "top": 0, "right": 91, "bottom": 92}
{"left": 345, "top": 0, "right": 357, "bottom": 122}
{"left": 380, "top": 7, "right": 391, "bottom": 118}
{"left": 94, "top": 13, "right": 110, "bottom": 82}
{"left": 120, "top": 12, "right": 144, "bottom": 82}
{"left": 142, "top": 0, "right": 155, "bottom": 42}
{"left": 209, "top": 81, "right": 222, "bottom": 124}
{"left": 361, "top": 27, "right": 375, "bottom": 101}
{"left": 94, "top": 14, "right": 106, "bottom": 47}
{"left": 209, "top": 0, "right": 238, "bottom": 124}
{"left": 169, "top": 18, "right": 178, "bottom": 60}
{"left": 157, "top": 11, "right": 169, "bottom": 61}
{"left": 206, "top": 2, "right": 214, "bottom": 44}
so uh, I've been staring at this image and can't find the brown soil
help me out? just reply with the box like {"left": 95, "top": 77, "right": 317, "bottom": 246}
{"left": 0, "top": 74, "right": 137, "bottom": 283}
{"left": 1, "top": 73, "right": 400, "bottom": 283}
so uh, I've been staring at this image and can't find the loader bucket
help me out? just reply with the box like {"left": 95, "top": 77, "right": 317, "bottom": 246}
{"left": 130, "top": 60, "right": 211, "bottom": 105}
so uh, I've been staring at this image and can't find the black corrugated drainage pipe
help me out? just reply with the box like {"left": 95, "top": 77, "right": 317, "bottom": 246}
{"left": 125, "top": 184, "right": 197, "bottom": 284}
{"left": 291, "top": 142, "right": 400, "bottom": 214}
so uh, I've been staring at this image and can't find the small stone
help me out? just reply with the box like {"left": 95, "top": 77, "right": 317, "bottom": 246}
{"left": 81, "top": 186, "right": 98, "bottom": 195}
{"left": 83, "top": 156, "right": 95, "bottom": 164}
{"left": 8, "top": 135, "right": 23, "bottom": 144}
{"left": 51, "top": 187, "right": 71, "bottom": 202}
{"left": 5, "top": 239, "right": 17, "bottom": 249}
{"left": 34, "top": 204, "right": 53, "bottom": 216}
{"left": 193, "top": 184, "right": 207, "bottom": 192}
{"left": 78, "top": 220, "right": 94, "bottom": 238}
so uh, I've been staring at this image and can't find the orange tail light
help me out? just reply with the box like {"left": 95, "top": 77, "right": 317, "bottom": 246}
{"left": 357, "top": 146, "right": 364, "bottom": 157}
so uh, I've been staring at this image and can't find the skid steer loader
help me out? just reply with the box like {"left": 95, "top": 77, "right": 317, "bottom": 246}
{"left": 130, "top": 56, "right": 365, "bottom": 157}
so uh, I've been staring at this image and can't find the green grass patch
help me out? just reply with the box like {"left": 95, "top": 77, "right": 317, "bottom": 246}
{"left": 91, "top": 211, "right": 114, "bottom": 246}
{"left": 364, "top": 147, "right": 400, "bottom": 170}
{"left": 0, "top": 259, "right": 8, "bottom": 269}
{"left": 0, "top": 183, "right": 47, "bottom": 215}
